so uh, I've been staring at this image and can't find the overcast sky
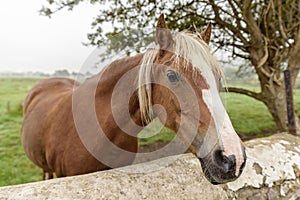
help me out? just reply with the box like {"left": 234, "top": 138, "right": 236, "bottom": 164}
{"left": 0, "top": 1, "right": 102, "bottom": 73}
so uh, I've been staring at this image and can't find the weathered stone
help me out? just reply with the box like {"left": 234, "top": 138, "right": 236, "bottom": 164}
{"left": 284, "top": 188, "right": 300, "bottom": 200}
{"left": 0, "top": 133, "right": 299, "bottom": 200}
{"left": 0, "top": 154, "right": 228, "bottom": 200}
{"left": 267, "top": 188, "right": 279, "bottom": 200}
{"left": 227, "top": 133, "right": 300, "bottom": 192}
{"left": 247, "top": 192, "right": 266, "bottom": 200}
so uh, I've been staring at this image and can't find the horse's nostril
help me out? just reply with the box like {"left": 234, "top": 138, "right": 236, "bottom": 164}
{"left": 226, "top": 155, "right": 236, "bottom": 171}
{"left": 213, "top": 150, "right": 223, "bottom": 165}
{"left": 240, "top": 160, "right": 246, "bottom": 172}
{"left": 213, "top": 150, "right": 236, "bottom": 173}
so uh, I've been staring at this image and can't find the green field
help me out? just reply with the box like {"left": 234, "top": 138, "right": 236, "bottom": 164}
{"left": 0, "top": 78, "right": 41, "bottom": 186}
{"left": 0, "top": 77, "right": 299, "bottom": 186}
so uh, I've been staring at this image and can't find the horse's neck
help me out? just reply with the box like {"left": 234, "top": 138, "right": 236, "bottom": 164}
{"left": 92, "top": 53, "right": 145, "bottom": 132}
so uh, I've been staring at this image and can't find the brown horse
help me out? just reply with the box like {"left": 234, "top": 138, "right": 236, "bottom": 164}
{"left": 22, "top": 15, "right": 246, "bottom": 184}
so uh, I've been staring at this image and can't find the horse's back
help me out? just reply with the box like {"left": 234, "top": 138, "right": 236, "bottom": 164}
{"left": 22, "top": 78, "right": 77, "bottom": 172}
{"left": 23, "top": 78, "right": 77, "bottom": 115}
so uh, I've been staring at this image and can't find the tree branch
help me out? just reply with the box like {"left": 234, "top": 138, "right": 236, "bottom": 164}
{"left": 208, "top": 0, "right": 249, "bottom": 46}
{"left": 241, "top": 0, "right": 262, "bottom": 45}
{"left": 276, "top": 0, "right": 288, "bottom": 40}
{"left": 224, "top": 87, "right": 263, "bottom": 102}
{"left": 228, "top": 0, "right": 247, "bottom": 32}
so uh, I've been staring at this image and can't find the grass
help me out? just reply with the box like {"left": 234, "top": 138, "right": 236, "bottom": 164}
{"left": 138, "top": 119, "right": 175, "bottom": 145}
{"left": 294, "top": 90, "right": 300, "bottom": 118}
{"left": 221, "top": 83, "right": 276, "bottom": 135}
{"left": 0, "top": 78, "right": 41, "bottom": 186}
{"left": 0, "top": 77, "right": 299, "bottom": 186}
{"left": 224, "top": 92, "right": 276, "bottom": 134}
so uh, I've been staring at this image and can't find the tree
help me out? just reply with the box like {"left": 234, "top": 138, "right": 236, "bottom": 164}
{"left": 41, "top": 0, "right": 300, "bottom": 132}
{"left": 53, "top": 69, "right": 70, "bottom": 77}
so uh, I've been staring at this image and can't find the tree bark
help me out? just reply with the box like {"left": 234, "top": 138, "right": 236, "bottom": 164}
{"left": 288, "top": 30, "right": 300, "bottom": 133}
{"left": 261, "top": 83, "right": 287, "bottom": 132}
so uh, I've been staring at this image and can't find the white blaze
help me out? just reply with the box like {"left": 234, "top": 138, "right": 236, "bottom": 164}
{"left": 201, "top": 87, "right": 244, "bottom": 176}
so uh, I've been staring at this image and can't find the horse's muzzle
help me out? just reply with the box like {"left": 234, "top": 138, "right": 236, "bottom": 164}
{"left": 198, "top": 146, "right": 247, "bottom": 184}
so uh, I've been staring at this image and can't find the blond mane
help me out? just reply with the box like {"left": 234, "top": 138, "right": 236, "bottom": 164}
{"left": 138, "top": 31, "right": 224, "bottom": 124}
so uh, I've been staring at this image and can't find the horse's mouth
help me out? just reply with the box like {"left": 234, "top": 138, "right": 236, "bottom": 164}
{"left": 200, "top": 164, "right": 236, "bottom": 185}
{"left": 198, "top": 155, "right": 246, "bottom": 185}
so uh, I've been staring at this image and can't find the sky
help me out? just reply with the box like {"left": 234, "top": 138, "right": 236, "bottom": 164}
{"left": 0, "top": 1, "right": 102, "bottom": 73}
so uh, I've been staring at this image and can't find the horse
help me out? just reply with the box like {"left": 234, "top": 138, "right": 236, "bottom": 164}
{"left": 21, "top": 14, "right": 246, "bottom": 184}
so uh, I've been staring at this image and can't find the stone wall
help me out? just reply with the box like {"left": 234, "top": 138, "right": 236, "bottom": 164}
{"left": 225, "top": 133, "right": 300, "bottom": 199}
{"left": 0, "top": 133, "right": 299, "bottom": 200}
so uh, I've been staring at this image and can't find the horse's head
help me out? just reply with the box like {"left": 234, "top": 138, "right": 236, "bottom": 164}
{"left": 138, "top": 15, "right": 246, "bottom": 184}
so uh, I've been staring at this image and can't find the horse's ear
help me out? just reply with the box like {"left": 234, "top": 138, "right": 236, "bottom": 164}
{"left": 200, "top": 23, "right": 212, "bottom": 44}
{"left": 156, "top": 14, "right": 174, "bottom": 50}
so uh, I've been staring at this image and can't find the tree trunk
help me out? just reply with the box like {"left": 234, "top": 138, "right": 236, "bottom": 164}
{"left": 260, "top": 81, "right": 287, "bottom": 132}
{"left": 245, "top": 42, "right": 298, "bottom": 132}
{"left": 288, "top": 31, "right": 300, "bottom": 134}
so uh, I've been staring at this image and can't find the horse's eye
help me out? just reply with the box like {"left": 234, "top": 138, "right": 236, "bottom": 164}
{"left": 167, "top": 70, "right": 180, "bottom": 84}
